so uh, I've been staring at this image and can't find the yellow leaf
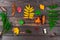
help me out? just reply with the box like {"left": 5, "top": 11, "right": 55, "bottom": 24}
{"left": 24, "top": 17, "right": 28, "bottom": 19}
{"left": 25, "top": 4, "right": 30, "bottom": 10}
{"left": 29, "top": 14, "right": 34, "bottom": 17}
{"left": 12, "top": 27, "right": 20, "bottom": 35}
{"left": 24, "top": 14, "right": 28, "bottom": 16}
{"left": 29, "top": 16, "right": 34, "bottom": 19}
{"left": 25, "top": 6, "right": 29, "bottom": 10}
{"left": 24, "top": 12, "right": 29, "bottom": 15}
{"left": 24, "top": 9, "right": 29, "bottom": 12}
{"left": 28, "top": 4, "right": 30, "bottom": 9}
{"left": 40, "top": 4, "right": 45, "bottom": 10}
{"left": 30, "top": 9, "right": 34, "bottom": 12}
{"left": 30, "top": 7, "right": 34, "bottom": 10}
{"left": 24, "top": 4, "right": 34, "bottom": 19}
{"left": 30, "top": 13, "right": 34, "bottom": 15}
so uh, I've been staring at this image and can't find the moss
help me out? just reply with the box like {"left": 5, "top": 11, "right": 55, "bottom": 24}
{"left": 25, "top": 29, "right": 32, "bottom": 34}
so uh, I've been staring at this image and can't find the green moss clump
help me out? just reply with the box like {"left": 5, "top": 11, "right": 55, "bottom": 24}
{"left": 25, "top": 29, "right": 32, "bottom": 34}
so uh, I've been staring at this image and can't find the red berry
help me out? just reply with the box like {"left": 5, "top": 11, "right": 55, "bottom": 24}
{"left": 17, "top": 7, "right": 22, "bottom": 13}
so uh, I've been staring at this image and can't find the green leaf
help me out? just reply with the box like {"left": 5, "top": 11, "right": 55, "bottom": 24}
{"left": 49, "top": 17, "right": 59, "bottom": 21}
{"left": 48, "top": 13, "right": 59, "bottom": 17}
{"left": 47, "top": 10, "right": 60, "bottom": 13}
{"left": 35, "top": 10, "right": 41, "bottom": 15}
{"left": 49, "top": 21, "right": 56, "bottom": 30}
{"left": 0, "top": 12, "right": 11, "bottom": 33}
{"left": 3, "top": 21, "right": 11, "bottom": 33}
{"left": 48, "top": 4, "right": 59, "bottom": 9}
{"left": 48, "top": 20, "right": 57, "bottom": 23}
{"left": 19, "top": 20, "right": 24, "bottom": 25}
